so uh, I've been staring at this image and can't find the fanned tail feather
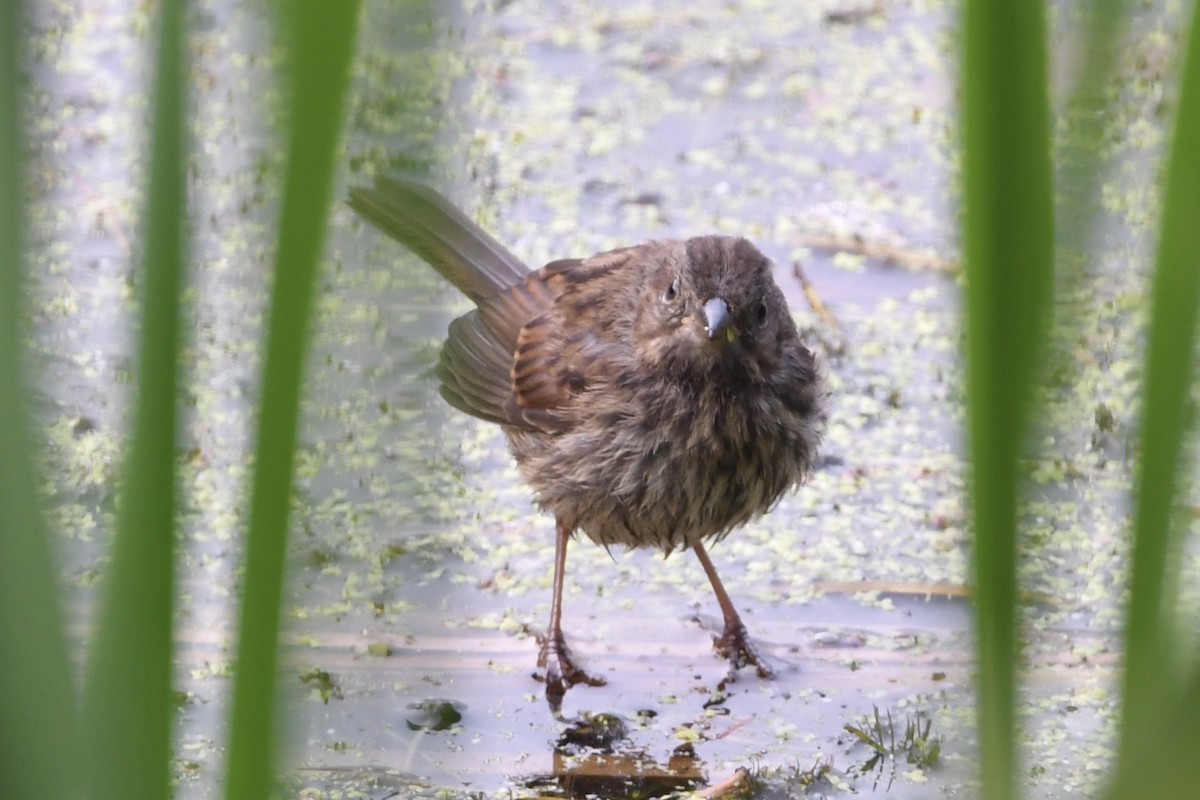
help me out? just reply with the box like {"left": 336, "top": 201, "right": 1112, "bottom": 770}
{"left": 348, "top": 176, "right": 528, "bottom": 303}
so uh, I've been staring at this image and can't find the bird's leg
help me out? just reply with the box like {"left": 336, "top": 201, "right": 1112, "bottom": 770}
{"left": 536, "top": 518, "right": 606, "bottom": 707}
{"left": 693, "top": 542, "right": 774, "bottom": 679}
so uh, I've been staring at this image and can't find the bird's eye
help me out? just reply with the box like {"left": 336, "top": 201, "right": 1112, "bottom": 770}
{"left": 664, "top": 278, "right": 679, "bottom": 303}
{"left": 756, "top": 301, "right": 769, "bottom": 326}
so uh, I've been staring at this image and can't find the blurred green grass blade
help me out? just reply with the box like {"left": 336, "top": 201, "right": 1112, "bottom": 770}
{"left": 961, "top": 2, "right": 1054, "bottom": 799}
{"left": 223, "top": 3, "right": 362, "bottom": 799}
{"left": 1115, "top": 1, "right": 1200, "bottom": 784}
{"left": 0, "top": 3, "right": 83, "bottom": 798}
{"left": 79, "top": 1, "right": 187, "bottom": 798}
{"left": 1108, "top": 664, "right": 1200, "bottom": 799}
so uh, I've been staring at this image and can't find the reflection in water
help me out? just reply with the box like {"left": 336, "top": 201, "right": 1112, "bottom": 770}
{"left": 523, "top": 712, "right": 705, "bottom": 799}
{"left": 540, "top": 750, "right": 704, "bottom": 799}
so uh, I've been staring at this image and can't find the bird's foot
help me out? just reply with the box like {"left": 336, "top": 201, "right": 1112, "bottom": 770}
{"left": 713, "top": 621, "right": 775, "bottom": 681}
{"left": 536, "top": 633, "right": 606, "bottom": 709}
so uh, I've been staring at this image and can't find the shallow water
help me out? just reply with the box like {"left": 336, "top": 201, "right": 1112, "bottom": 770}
{"left": 23, "top": 0, "right": 1193, "bottom": 797}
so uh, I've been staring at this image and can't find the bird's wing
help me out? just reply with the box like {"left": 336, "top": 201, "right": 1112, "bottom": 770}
{"left": 506, "top": 251, "right": 635, "bottom": 421}
{"left": 349, "top": 177, "right": 631, "bottom": 433}
{"left": 441, "top": 246, "right": 638, "bottom": 435}
{"left": 437, "top": 273, "right": 558, "bottom": 430}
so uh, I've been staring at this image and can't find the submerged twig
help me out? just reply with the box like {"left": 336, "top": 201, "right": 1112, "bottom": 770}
{"left": 792, "top": 259, "right": 841, "bottom": 332}
{"left": 796, "top": 232, "right": 958, "bottom": 274}
{"left": 695, "top": 767, "right": 755, "bottom": 800}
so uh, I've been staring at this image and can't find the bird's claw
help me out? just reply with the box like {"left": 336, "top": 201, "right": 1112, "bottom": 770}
{"left": 536, "top": 634, "right": 606, "bottom": 709}
{"left": 713, "top": 621, "right": 775, "bottom": 681}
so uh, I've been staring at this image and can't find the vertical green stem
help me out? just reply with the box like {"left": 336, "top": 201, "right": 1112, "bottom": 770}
{"left": 222, "top": 4, "right": 362, "bottom": 799}
{"left": 1117, "top": 0, "right": 1200, "bottom": 778}
{"left": 961, "top": 2, "right": 1054, "bottom": 799}
{"left": 0, "top": 3, "right": 82, "bottom": 796}
{"left": 80, "top": 1, "right": 187, "bottom": 799}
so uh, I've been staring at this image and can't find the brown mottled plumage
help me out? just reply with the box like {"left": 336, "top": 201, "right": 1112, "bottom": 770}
{"left": 349, "top": 176, "right": 827, "bottom": 705}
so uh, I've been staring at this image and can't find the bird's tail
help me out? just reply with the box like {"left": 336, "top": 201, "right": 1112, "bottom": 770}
{"left": 348, "top": 176, "right": 529, "bottom": 303}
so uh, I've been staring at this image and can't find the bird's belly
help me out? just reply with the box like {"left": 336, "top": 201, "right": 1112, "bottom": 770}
{"left": 508, "top": 414, "right": 798, "bottom": 552}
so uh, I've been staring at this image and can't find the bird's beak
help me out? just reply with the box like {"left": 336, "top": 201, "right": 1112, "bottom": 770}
{"left": 703, "top": 297, "right": 737, "bottom": 343}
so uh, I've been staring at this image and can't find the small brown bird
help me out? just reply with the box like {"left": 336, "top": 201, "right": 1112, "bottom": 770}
{"left": 349, "top": 177, "right": 827, "bottom": 704}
